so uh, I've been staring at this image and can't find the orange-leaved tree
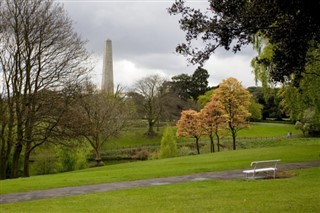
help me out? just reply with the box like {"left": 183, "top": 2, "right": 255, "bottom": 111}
{"left": 201, "top": 95, "right": 227, "bottom": 152}
{"left": 176, "top": 109, "right": 203, "bottom": 154}
{"left": 214, "top": 77, "right": 251, "bottom": 150}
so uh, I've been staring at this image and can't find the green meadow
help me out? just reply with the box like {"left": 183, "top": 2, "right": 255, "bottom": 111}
{"left": 106, "top": 122, "right": 300, "bottom": 149}
{"left": 1, "top": 123, "right": 319, "bottom": 212}
{"left": 237, "top": 122, "right": 300, "bottom": 138}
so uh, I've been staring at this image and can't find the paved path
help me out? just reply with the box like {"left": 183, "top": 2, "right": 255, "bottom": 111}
{"left": 1, "top": 161, "right": 319, "bottom": 204}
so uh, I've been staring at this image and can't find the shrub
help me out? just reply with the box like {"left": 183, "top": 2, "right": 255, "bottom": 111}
{"left": 59, "top": 148, "right": 77, "bottom": 172}
{"left": 58, "top": 143, "right": 91, "bottom": 172}
{"left": 159, "top": 126, "right": 178, "bottom": 159}
{"left": 33, "top": 146, "right": 60, "bottom": 175}
{"left": 178, "top": 146, "right": 195, "bottom": 156}
{"left": 133, "top": 149, "right": 150, "bottom": 160}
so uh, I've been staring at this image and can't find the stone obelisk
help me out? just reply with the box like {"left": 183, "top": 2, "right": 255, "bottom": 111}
{"left": 101, "top": 39, "right": 114, "bottom": 94}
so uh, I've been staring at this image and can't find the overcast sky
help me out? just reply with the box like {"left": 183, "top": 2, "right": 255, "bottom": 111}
{"left": 58, "top": 0, "right": 258, "bottom": 89}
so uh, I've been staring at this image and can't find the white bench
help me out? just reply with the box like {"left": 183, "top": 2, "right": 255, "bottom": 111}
{"left": 243, "top": 160, "right": 281, "bottom": 179}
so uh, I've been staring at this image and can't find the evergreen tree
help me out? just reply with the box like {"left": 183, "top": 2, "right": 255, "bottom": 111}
{"left": 159, "top": 126, "right": 178, "bottom": 159}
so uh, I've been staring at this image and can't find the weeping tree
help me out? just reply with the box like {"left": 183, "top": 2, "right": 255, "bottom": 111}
{"left": 279, "top": 43, "right": 320, "bottom": 136}
{"left": 0, "top": 0, "right": 90, "bottom": 178}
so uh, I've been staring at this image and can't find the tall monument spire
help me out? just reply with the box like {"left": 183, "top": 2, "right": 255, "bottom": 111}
{"left": 101, "top": 39, "right": 114, "bottom": 94}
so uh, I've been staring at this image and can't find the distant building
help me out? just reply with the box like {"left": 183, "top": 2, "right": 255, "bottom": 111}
{"left": 101, "top": 39, "right": 114, "bottom": 94}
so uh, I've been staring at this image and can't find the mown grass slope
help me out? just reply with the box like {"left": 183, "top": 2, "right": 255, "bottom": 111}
{"left": 1, "top": 138, "right": 319, "bottom": 195}
{"left": 2, "top": 168, "right": 319, "bottom": 212}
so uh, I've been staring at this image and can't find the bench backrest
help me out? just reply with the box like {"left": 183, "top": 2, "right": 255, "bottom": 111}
{"left": 251, "top": 159, "right": 281, "bottom": 169}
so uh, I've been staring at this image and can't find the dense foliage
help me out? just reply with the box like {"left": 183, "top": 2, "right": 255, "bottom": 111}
{"left": 168, "top": 0, "right": 320, "bottom": 86}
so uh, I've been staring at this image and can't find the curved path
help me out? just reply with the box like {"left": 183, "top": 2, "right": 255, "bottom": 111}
{"left": 1, "top": 161, "right": 319, "bottom": 204}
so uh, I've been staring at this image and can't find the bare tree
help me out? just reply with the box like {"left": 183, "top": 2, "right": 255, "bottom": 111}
{"left": 63, "top": 82, "right": 135, "bottom": 166}
{"left": 0, "top": 0, "right": 90, "bottom": 178}
{"left": 134, "top": 75, "right": 165, "bottom": 136}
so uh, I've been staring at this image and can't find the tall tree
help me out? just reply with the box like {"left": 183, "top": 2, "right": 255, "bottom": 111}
{"left": 189, "top": 67, "right": 210, "bottom": 100}
{"left": 214, "top": 78, "right": 251, "bottom": 150}
{"left": 170, "top": 68, "right": 211, "bottom": 101}
{"left": 176, "top": 109, "right": 203, "bottom": 154}
{"left": 168, "top": 0, "right": 320, "bottom": 86}
{"left": 0, "top": 0, "right": 90, "bottom": 178}
{"left": 170, "top": 74, "right": 192, "bottom": 100}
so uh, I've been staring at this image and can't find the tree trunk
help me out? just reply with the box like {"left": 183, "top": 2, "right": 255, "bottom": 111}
{"left": 232, "top": 131, "right": 236, "bottom": 150}
{"left": 209, "top": 135, "right": 215, "bottom": 153}
{"left": 0, "top": 132, "right": 8, "bottom": 179}
{"left": 24, "top": 117, "right": 34, "bottom": 177}
{"left": 0, "top": 139, "right": 12, "bottom": 179}
{"left": 11, "top": 143, "right": 23, "bottom": 178}
{"left": 195, "top": 137, "right": 200, "bottom": 154}
{"left": 23, "top": 145, "right": 31, "bottom": 177}
{"left": 146, "top": 120, "right": 156, "bottom": 136}
{"left": 94, "top": 148, "right": 104, "bottom": 166}
{"left": 0, "top": 153, "right": 8, "bottom": 179}
{"left": 217, "top": 135, "right": 220, "bottom": 152}
{"left": 0, "top": 102, "right": 15, "bottom": 179}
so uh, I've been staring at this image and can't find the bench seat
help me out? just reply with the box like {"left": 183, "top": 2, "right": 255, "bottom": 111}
{"left": 243, "top": 167, "right": 276, "bottom": 174}
{"left": 243, "top": 160, "right": 280, "bottom": 179}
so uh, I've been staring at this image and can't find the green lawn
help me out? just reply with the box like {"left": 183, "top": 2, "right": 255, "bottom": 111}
{"left": 2, "top": 168, "right": 319, "bottom": 212}
{"left": 105, "top": 128, "right": 163, "bottom": 148}
{"left": 1, "top": 138, "right": 319, "bottom": 195}
{"left": 237, "top": 122, "right": 300, "bottom": 138}
{"left": 105, "top": 122, "right": 300, "bottom": 149}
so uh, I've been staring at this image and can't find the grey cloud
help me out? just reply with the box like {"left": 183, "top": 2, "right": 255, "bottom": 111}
{"left": 61, "top": 1, "right": 257, "bottom": 86}
{"left": 64, "top": 2, "right": 183, "bottom": 56}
